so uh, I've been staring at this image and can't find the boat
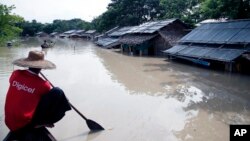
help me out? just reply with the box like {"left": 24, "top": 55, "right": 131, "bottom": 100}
{"left": 7, "top": 42, "right": 12, "bottom": 47}
{"left": 41, "top": 43, "right": 55, "bottom": 48}
{"left": 3, "top": 127, "right": 57, "bottom": 141}
{"left": 41, "top": 40, "right": 55, "bottom": 48}
{"left": 41, "top": 44, "right": 50, "bottom": 48}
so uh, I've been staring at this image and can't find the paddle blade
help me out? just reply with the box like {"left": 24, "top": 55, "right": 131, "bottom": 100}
{"left": 86, "top": 119, "right": 104, "bottom": 131}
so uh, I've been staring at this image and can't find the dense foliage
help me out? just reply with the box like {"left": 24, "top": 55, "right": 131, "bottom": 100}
{"left": 18, "top": 19, "right": 92, "bottom": 36}
{"left": 0, "top": 4, "right": 23, "bottom": 46}
{"left": 92, "top": 0, "right": 164, "bottom": 32}
{"left": 93, "top": 0, "right": 250, "bottom": 32}
{"left": 1, "top": 0, "right": 250, "bottom": 41}
{"left": 200, "top": 0, "right": 250, "bottom": 20}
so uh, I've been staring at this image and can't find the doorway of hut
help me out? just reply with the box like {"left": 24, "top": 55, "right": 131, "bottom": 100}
{"left": 209, "top": 61, "right": 226, "bottom": 71}
{"left": 148, "top": 45, "right": 155, "bottom": 56}
{"left": 235, "top": 56, "right": 250, "bottom": 74}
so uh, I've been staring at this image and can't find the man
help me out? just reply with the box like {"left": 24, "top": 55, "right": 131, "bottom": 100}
{"left": 41, "top": 40, "right": 49, "bottom": 48}
{"left": 4, "top": 50, "right": 71, "bottom": 141}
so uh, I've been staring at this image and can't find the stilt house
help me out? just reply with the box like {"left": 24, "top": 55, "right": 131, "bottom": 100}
{"left": 119, "top": 19, "right": 189, "bottom": 56}
{"left": 164, "top": 19, "right": 250, "bottom": 73}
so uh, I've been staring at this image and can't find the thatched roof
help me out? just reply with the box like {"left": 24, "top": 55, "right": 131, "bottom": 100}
{"left": 119, "top": 34, "right": 157, "bottom": 45}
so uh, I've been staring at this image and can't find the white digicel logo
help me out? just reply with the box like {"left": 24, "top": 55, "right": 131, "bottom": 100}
{"left": 12, "top": 81, "right": 36, "bottom": 94}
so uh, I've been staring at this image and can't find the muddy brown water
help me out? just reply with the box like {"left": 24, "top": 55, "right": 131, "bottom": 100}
{"left": 0, "top": 38, "right": 250, "bottom": 141}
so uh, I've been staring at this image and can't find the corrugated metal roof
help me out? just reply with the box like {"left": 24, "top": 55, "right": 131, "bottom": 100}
{"left": 105, "top": 26, "right": 119, "bottom": 35}
{"left": 96, "top": 37, "right": 119, "bottom": 47}
{"left": 164, "top": 45, "right": 246, "bottom": 62}
{"left": 75, "top": 30, "right": 85, "bottom": 33}
{"left": 64, "top": 30, "right": 77, "bottom": 34}
{"left": 230, "top": 29, "right": 250, "bottom": 43}
{"left": 180, "top": 20, "right": 250, "bottom": 44}
{"left": 108, "top": 19, "right": 183, "bottom": 36}
{"left": 128, "top": 19, "right": 177, "bottom": 34}
{"left": 163, "top": 45, "right": 186, "bottom": 54}
{"left": 50, "top": 32, "right": 58, "bottom": 35}
{"left": 108, "top": 26, "right": 134, "bottom": 37}
{"left": 36, "top": 32, "right": 44, "bottom": 35}
{"left": 85, "top": 30, "right": 96, "bottom": 34}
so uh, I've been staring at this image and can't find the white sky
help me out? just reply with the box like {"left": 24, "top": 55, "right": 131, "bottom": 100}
{"left": 1, "top": 0, "right": 111, "bottom": 23}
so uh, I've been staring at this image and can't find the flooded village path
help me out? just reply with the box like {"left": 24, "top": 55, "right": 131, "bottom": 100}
{"left": 0, "top": 38, "right": 250, "bottom": 141}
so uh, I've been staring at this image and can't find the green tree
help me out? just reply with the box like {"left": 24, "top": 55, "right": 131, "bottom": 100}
{"left": 18, "top": 20, "right": 44, "bottom": 36}
{"left": 0, "top": 3, "right": 23, "bottom": 46}
{"left": 92, "top": 0, "right": 164, "bottom": 32}
{"left": 200, "top": 0, "right": 250, "bottom": 20}
{"left": 43, "top": 23, "right": 56, "bottom": 34}
{"left": 18, "top": 18, "right": 92, "bottom": 36}
{"left": 51, "top": 19, "right": 91, "bottom": 33}
{"left": 160, "top": 0, "right": 202, "bottom": 25}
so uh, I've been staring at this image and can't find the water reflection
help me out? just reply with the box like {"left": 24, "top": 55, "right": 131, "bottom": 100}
{"left": 59, "top": 131, "right": 102, "bottom": 141}
{"left": 0, "top": 38, "right": 250, "bottom": 141}
{"left": 94, "top": 47, "right": 250, "bottom": 141}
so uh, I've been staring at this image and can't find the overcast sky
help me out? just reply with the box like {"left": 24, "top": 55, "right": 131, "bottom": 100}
{"left": 1, "top": 0, "right": 111, "bottom": 23}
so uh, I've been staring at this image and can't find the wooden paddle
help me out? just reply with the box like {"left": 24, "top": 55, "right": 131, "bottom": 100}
{"left": 40, "top": 72, "right": 104, "bottom": 131}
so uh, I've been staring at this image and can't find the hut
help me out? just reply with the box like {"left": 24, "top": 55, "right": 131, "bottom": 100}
{"left": 119, "top": 34, "right": 158, "bottom": 55}
{"left": 59, "top": 30, "right": 77, "bottom": 38}
{"left": 94, "top": 26, "right": 119, "bottom": 41}
{"left": 81, "top": 30, "right": 97, "bottom": 40}
{"left": 105, "top": 26, "right": 119, "bottom": 35}
{"left": 59, "top": 34, "right": 67, "bottom": 38}
{"left": 164, "top": 19, "right": 250, "bottom": 73}
{"left": 64, "top": 30, "right": 77, "bottom": 35}
{"left": 95, "top": 37, "right": 120, "bottom": 49}
{"left": 36, "top": 32, "right": 48, "bottom": 37}
{"left": 69, "top": 30, "right": 85, "bottom": 38}
{"left": 95, "top": 26, "right": 131, "bottom": 49}
{"left": 119, "top": 19, "right": 189, "bottom": 56}
{"left": 108, "top": 26, "right": 134, "bottom": 37}
{"left": 50, "top": 32, "right": 59, "bottom": 38}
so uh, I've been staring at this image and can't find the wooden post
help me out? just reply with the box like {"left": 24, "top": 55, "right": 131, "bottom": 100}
{"left": 129, "top": 46, "right": 132, "bottom": 55}
{"left": 225, "top": 62, "right": 233, "bottom": 72}
{"left": 229, "top": 62, "right": 233, "bottom": 72}
{"left": 139, "top": 50, "right": 142, "bottom": 56}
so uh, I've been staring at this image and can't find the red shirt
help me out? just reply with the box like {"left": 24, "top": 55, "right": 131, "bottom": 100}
{"left": 5, "top": 70, "right": 51, "bottom": 131}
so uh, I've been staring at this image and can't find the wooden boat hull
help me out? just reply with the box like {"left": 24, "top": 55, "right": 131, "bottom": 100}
{"left": 3, "top": 127, "right": 57, "bottom": 141}
{"left": 41, "top": 44, "right": 51, "bottom": 48}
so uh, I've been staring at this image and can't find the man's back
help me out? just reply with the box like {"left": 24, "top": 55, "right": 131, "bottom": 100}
{"left": 5, "top": 70, "right": 51, "bottom": 131}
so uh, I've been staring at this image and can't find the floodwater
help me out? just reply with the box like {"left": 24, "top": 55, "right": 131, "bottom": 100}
{"left": 0, "top": 38, "right": 250, "bottom": 141}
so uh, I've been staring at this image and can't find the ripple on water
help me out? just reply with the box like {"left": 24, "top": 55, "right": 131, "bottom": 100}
{"left": 174, "top": 84, "right": 207, "bottom": 107}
